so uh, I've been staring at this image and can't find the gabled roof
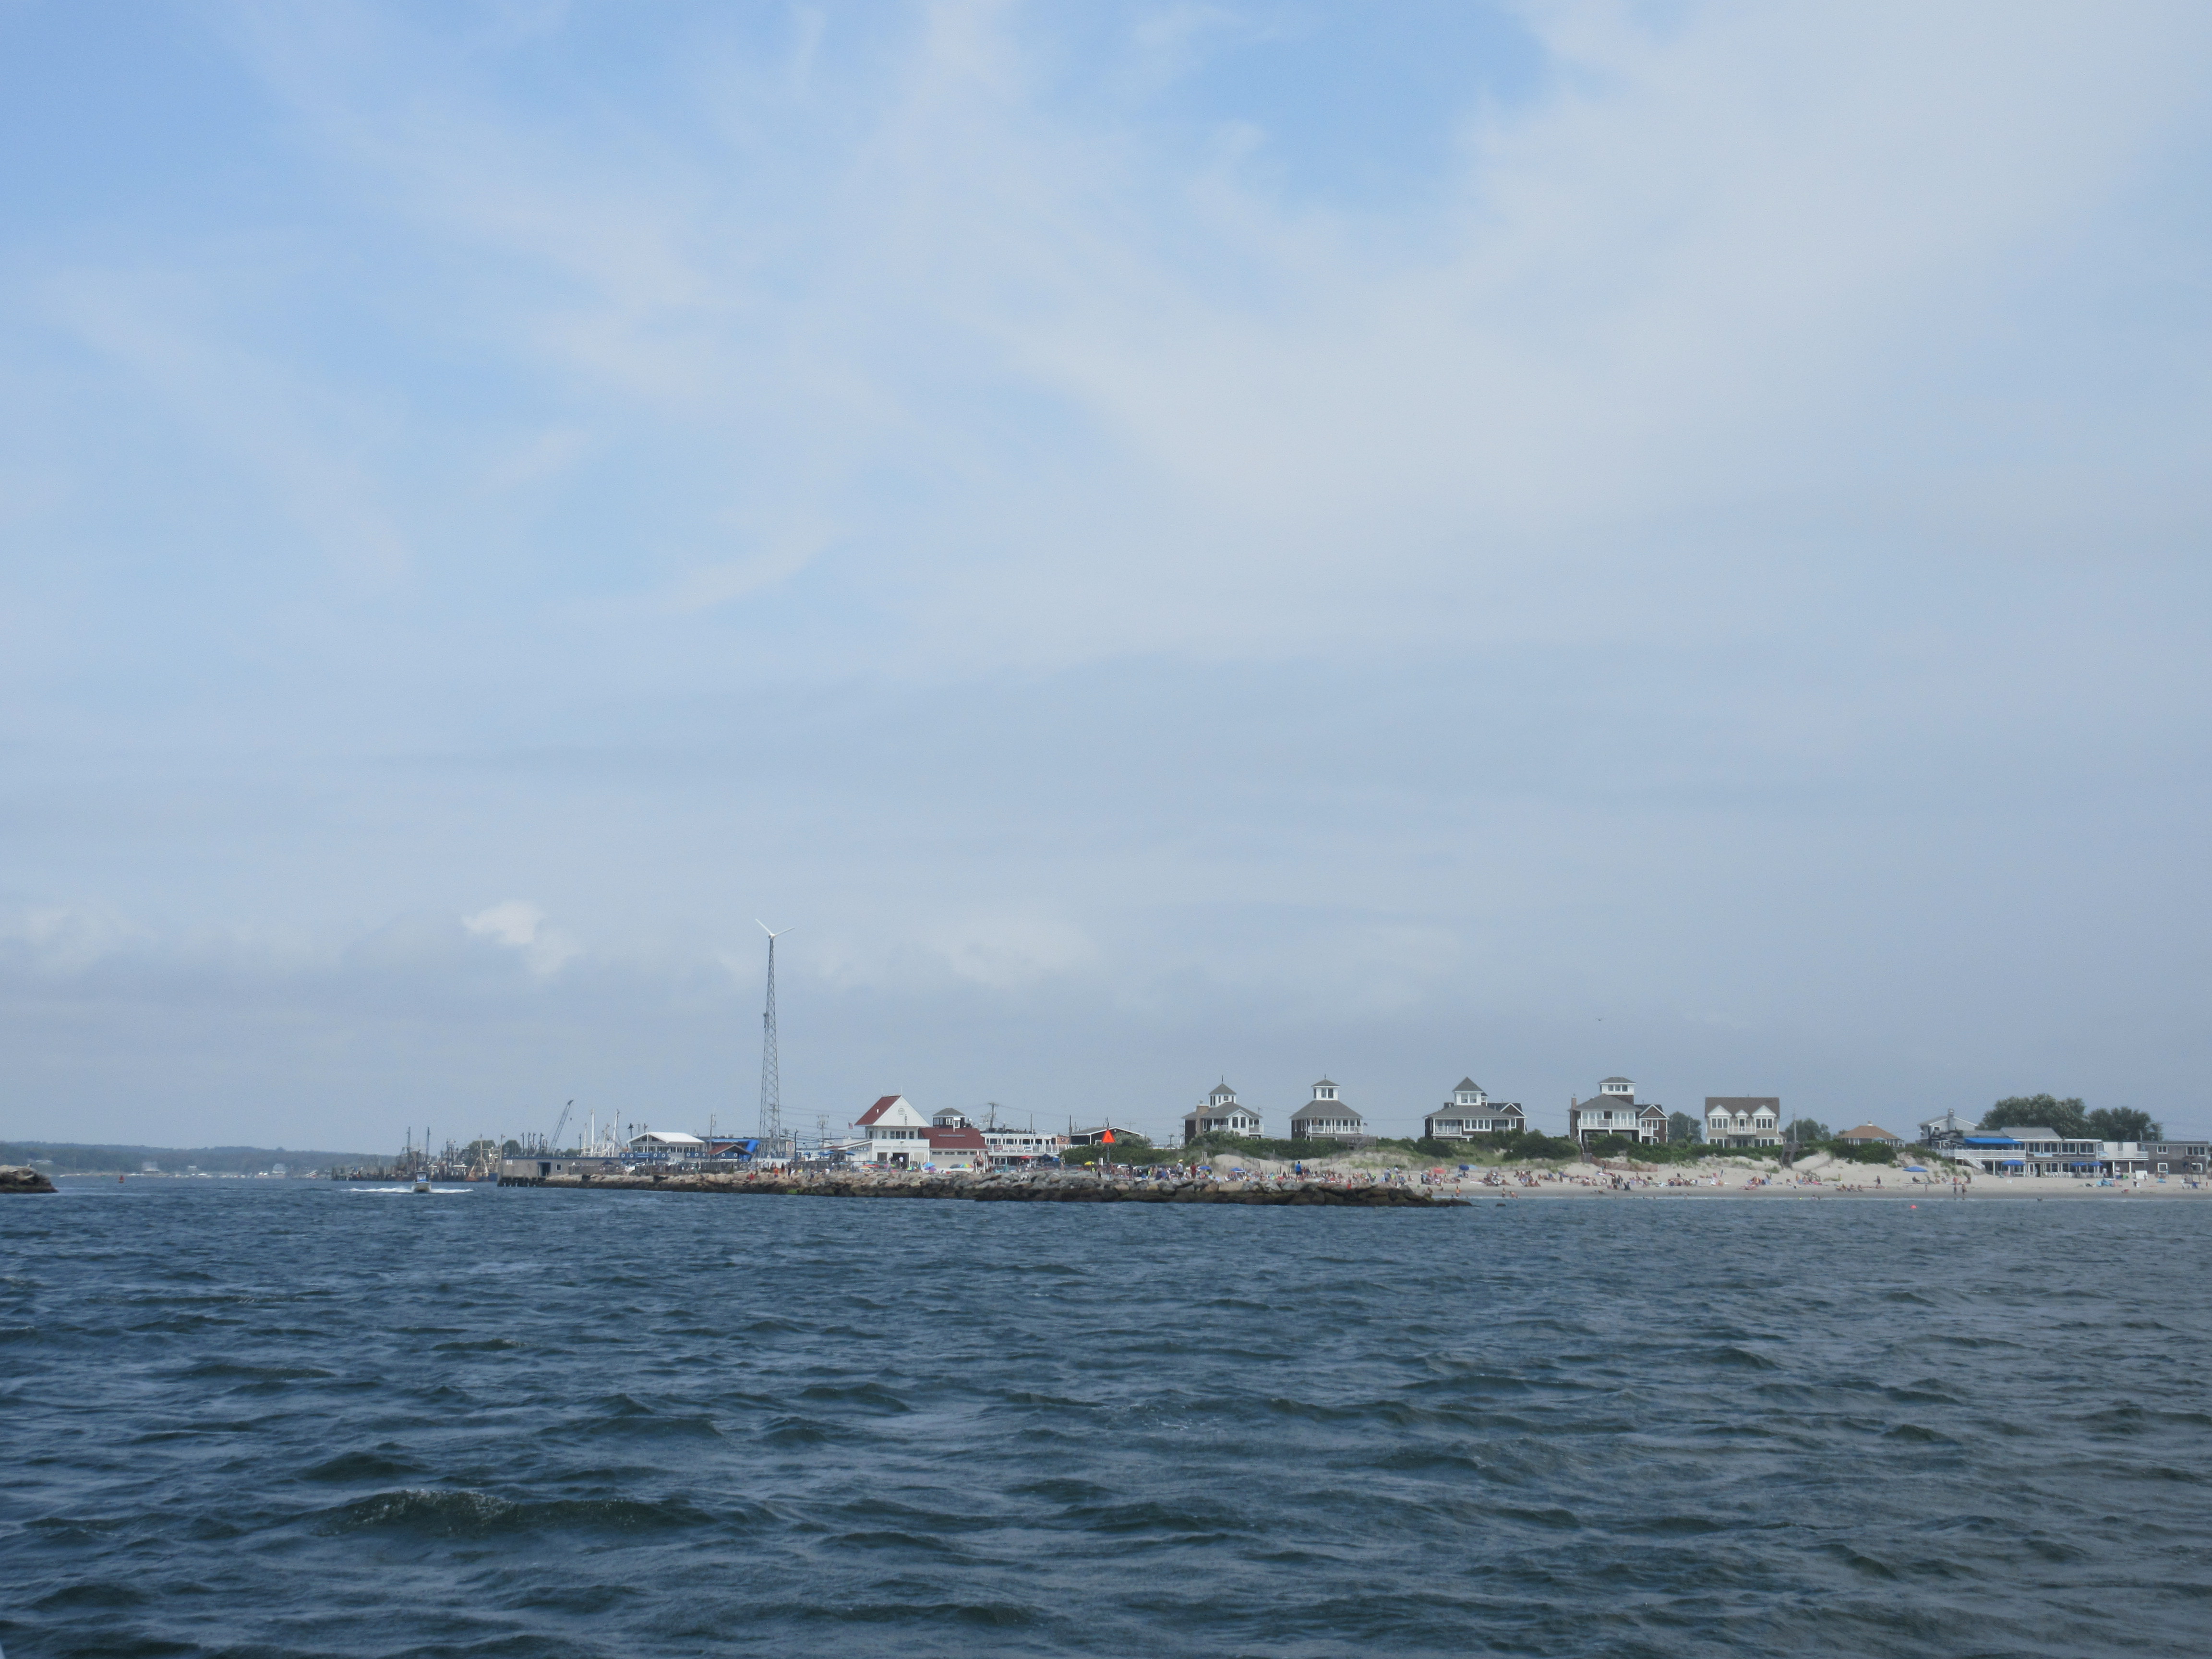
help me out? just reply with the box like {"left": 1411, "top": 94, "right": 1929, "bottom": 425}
{"left": 927, "top": 1126, "right": 988, "bottom": 1150}
{"left": 855, "top": 1095, "right": 907, "bottom": 1127}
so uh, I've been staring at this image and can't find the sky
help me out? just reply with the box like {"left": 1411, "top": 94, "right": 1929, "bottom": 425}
{"left": 4, "top": 0, "right": 2211, "bottom": 1152}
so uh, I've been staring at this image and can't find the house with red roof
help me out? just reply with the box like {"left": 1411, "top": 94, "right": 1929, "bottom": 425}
{"left": 924, "top": 1124, "right": 989, "bottom": 1170}
{"left": 854, "top": 1094, "right": 931, "bottom": 1168}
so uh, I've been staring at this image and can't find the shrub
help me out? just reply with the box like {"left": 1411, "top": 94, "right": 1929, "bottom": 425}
{"left": 1824, "top": 1140, "right": 1898, "bottom": 1165}
{"left": 1618, "top": 1139, "right": 1709, "bottom": 1165}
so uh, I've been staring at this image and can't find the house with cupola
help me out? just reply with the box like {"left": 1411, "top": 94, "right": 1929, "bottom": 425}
{"left": 1183, "top": 1082, "right": 1263, "bottom": 1144}
{"left": 1568, "top": 1076, "right": 1669, "bottom": 1146}
{"left": 1289, "top": 1079, "right": 1371, "bottom": 1146}
{"left": 1424, "top": 1080, "right": 1527, "bottom": 1140}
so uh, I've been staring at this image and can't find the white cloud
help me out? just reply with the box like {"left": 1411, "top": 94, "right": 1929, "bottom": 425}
{"left": 462, "top": 900, "right": 582, "bottom": 976}
{"left": 198, "top": 0, "right": 2212, "bottom": 679}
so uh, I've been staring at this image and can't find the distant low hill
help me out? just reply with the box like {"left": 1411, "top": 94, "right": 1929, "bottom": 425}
{"left": 0, "top": 1142, "right": 381, "bottom": 1175}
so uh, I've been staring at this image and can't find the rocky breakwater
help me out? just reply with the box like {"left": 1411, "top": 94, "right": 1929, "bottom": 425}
{"left": 1, "top": 1164, "right": 58, "bottom": 1194}
{"left": 509, "top": 1166, "right": 1466, "bottom": 1208}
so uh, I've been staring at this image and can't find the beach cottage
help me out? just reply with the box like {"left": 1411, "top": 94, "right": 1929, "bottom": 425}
{"left": 1705, "top": 1097, "right": 1783, "bottom": 1149}
{"left": 1424, "top": 1081, "right": 1527, "bottom": 1140}
{"left": 1836, "top": 1123, "right": 1904, "bottom": 1147}
{"left": 1569, "top": 1078, "right": 1669, "bottom": 1147}
{"left": 1183, "top": 1083, "right": 1263, "bottom": 1144}
{"left": 1289, "top": 1080, "right": 1371, "bottom": 1146}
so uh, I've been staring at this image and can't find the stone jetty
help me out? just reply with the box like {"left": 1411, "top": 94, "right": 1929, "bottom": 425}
{"left": 1, "top": 1165, "right": 58, "bottom": 1194}
{"left": 499, "top": 1165, "right": 1465, "bottom": 1207}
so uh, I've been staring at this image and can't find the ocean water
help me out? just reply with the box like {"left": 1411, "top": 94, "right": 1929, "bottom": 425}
{"left": 3, "top": 1182, "right": 2208, "bottom": 1658}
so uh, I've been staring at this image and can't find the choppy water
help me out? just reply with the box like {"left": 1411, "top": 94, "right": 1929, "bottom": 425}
{"left": 4, "top": 1181, "right": 2209, "bottom": 1657}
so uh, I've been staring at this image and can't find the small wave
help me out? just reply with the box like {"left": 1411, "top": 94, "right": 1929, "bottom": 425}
{"left": 300, "top": 1450, "right": 421, "bottom": 1483}
{"left": 343, "top": 1186, "right": 475, "bottom": 1195}
{"left": 319, "top": 1487, "right": 714, "bottom": 1538}
{"left": 1882, "top": 1423, "right": 1958, "bottom": 1444}
{"left": 1701, "top": 1345, "right": 1780, "bottom": 1370}
{"left": 1011, "top": 1477, "right": 1111, "bottom": 1503}
{"left": 33, "top": 1580, "right": 149, "bottom": 1611}
{"left": 796, "top": 1380, "right": 914, "bottom": 1413}
{"left": 787, "top": 1598, "right": 1044, "bottom": 1630}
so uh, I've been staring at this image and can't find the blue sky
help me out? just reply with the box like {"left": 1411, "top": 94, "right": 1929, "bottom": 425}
{"left": 4, "top": 0, "right": 2211, "bottom": 1150}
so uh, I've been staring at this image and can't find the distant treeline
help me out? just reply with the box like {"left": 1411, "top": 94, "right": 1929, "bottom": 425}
{"left": 0, "top": 1142, "right": 378, "bottom": 1175}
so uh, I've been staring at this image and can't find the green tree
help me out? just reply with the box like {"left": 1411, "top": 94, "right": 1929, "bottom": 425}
{"left": 1667, "top": 1111, "right": 1702, "bottom": 1144}
{"left": 1783, "top": 1118, "right": 1831, "bottom": 1145}
{"left": 2085, "top": 1106, "right": 2162, "bottom": 1142}
{"left": 1981, "top": 1094, "right": 2089, "bottom": 1137}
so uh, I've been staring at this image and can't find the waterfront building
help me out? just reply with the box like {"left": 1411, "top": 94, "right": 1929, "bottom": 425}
{"left": 1837, "top": 1123, "right": 1904, "bottom": 1147}
{"left": 626, "top": 1130, "right": 706, "bottom": 1158}
{"left": 1424, "top": 1081, "right": 1526, "bottom": 1140}
{"left": 1918, "top": 1110, "right": 1970, "bottom": 1150}
{"left": 1570, "top": 1078, "right": 1669, "bottom": 1146}
{"left": 855, "top": 1095, "right": 932, "bottom": 1167}
{"left": 1705, "top": 1096, "right": 1782, "bottom": 1148}
{"left": 1950, "top": 1127, "right": 2103, "bottom": 1176}
{"left": 1183, "top": 1083, "right": 1263, "bottom": 1144}
{"left": 1289, "top": 1080, "right": 1371, "bottom": 1146}
{"left": 981, "top": 1127, "right": 1064, "bottom": 1165}
{"left": 2140, "top": 1141, "right": 2210, "bottom": 1176}
{"left": 924, "top": 1125, "right": 988, "bottom": 1169}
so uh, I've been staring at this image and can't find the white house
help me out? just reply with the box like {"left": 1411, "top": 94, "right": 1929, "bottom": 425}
{"left": 1569, "top": 1077, "right": 1668, "bottom": 1146}
{"left": 1184, "top": 1083, "right": 1263, "bottom": 1144}
{"left": 1288, "top": 1079, "right": 1370, "bottom": 1144}
{"left": 854, "top": 1094, "right": 932, "bottom": 1167}
{"left": 1424, "top": 1080, "right": 1527, "bottom": 1140}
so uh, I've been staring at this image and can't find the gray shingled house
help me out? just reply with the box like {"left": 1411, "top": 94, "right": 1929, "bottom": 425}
{"left": 1289, "top": 1079, "right": 1372, "bottom": 1146}
{"left": 1183, "top": 1082, "right": 1263, "bottom": 1145}
{"left": 1424, "top": 1080, "right": 1527, "bottom": 1139}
